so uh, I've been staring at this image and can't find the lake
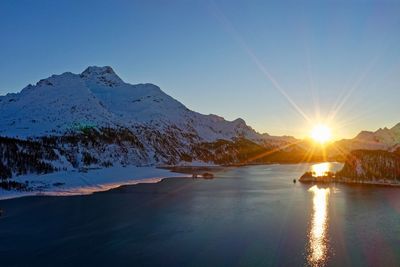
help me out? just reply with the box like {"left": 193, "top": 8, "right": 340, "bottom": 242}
{"left": 1, "top": 163, "right": 400, "bottom": 266}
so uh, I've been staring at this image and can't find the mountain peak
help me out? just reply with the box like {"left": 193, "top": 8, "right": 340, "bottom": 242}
{"left": 233, "top": 118, "right": 246, "bottom": 124}
{"left": 81, "top": 66, "right": 116, "bottom": 75}
{"left": 80, "top": 66, "right": 124, "bottom": 87}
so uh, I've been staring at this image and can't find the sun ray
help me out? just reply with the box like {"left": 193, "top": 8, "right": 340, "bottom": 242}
{"left": 244, "top": 139, "right": 304, "bottom": 164}
{"left": 208, "top": 0, "right": 312, "bottom": 124}
{"left": 327, "top": 53, "right": 381, "bottom": 124}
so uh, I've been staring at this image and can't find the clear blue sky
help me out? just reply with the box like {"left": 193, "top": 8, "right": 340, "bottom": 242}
{"left": 1, "top": 0, "right": 399, "bottom": 139}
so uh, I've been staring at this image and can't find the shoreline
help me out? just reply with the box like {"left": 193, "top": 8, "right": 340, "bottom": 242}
{"left": 299, "top": 178, "right": 400, "bottom": 187}
{"left": 0, "top": 163, "right": 280, "bottom": 200}
{"left": 0, "top": 162, "right": 344, "bottom": 201}
{"left": 0, "top": 166, "right": 192, "bottom": 201}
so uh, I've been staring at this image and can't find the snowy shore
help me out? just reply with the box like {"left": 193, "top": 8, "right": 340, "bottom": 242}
{"left": 0, "top": 166, "right": 190, "bottom": 200}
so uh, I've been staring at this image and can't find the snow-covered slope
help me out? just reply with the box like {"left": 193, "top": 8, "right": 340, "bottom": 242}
{"left": 335, "top": 123, "right": 400, "bottom": 151}
{"left": 0, "top": 70, "right": 118, "bottom": 137}
{"left": 0, "top": 66, "right": 261, "bottom": 142}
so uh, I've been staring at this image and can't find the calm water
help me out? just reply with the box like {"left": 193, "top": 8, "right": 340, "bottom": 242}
{"left": 1, "top": 163, "right": 400, "bottom": 267}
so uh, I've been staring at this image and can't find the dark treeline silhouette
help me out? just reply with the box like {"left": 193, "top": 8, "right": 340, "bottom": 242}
{"left": 0, "top": 136, "right": 56, "bottom": 180}
{"left": 0, "top": 127, "right": 149, "bottom": 184}
{"left": 337, "top": 149, "right": 400, "bottom": 182}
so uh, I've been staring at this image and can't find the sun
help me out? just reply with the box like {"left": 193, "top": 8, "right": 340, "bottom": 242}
{"left": 311, "top": 124, "right": 332, "bottom": 144}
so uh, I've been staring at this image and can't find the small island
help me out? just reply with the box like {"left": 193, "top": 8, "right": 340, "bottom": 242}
{"left": 299, "top": 171, "right": 336, "bottom": 183}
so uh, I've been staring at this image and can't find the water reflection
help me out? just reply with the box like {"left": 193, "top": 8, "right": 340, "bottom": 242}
{"left": 311, "top": 163, "right": 331, "bottom": 177}
{"left": 307, "top": 185, "right": 330, "bottom": 266}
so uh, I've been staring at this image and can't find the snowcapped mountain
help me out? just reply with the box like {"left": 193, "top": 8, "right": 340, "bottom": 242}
{"left": 335, "top": 123, "right": 400, "bottom": 151}
{"left": 0, "top": 66, "right": 261, "bottom": 141}
{"left": 0, "top": 66, "right": 300, "bottom": 181}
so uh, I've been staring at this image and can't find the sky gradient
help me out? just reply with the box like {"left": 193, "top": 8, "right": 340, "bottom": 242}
{"left": 1, "top": 0, "right": 399, "bottom": 139}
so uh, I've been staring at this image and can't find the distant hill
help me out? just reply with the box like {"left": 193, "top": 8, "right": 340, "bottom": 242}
{"left": 334, "top": 123, "right": 400, "bottom": 152}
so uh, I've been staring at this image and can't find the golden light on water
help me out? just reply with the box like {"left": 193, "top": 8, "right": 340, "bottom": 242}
{"left": 307, "top": 185, "right": 330, "bottom": 267}
{"left": 311, "top": 162, "right": 331, "bottom": 177}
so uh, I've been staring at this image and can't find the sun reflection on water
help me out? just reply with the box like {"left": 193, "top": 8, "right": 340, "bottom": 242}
{"left": 311, "top": 162, "right": 331, "bottom": 177}
{"left": 307, "top": 185, "right": 330, "bottom": 267}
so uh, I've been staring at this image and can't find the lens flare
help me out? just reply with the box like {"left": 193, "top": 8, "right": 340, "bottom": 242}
{"left": 311, "top": 124, "right": 332, "bottom": 144}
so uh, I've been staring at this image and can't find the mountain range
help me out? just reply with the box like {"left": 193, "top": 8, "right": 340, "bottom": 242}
{"left": 0, "top": 66, "right": 298, "bottom": 180}
{"left": 0, "top": 66, "right": 258, "bottom": 140}
{"left": 336, "top": 123, "right": 400, "bottom": 152}
{"left": 0, "top": 66, "right": 399, "bottom": 181}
